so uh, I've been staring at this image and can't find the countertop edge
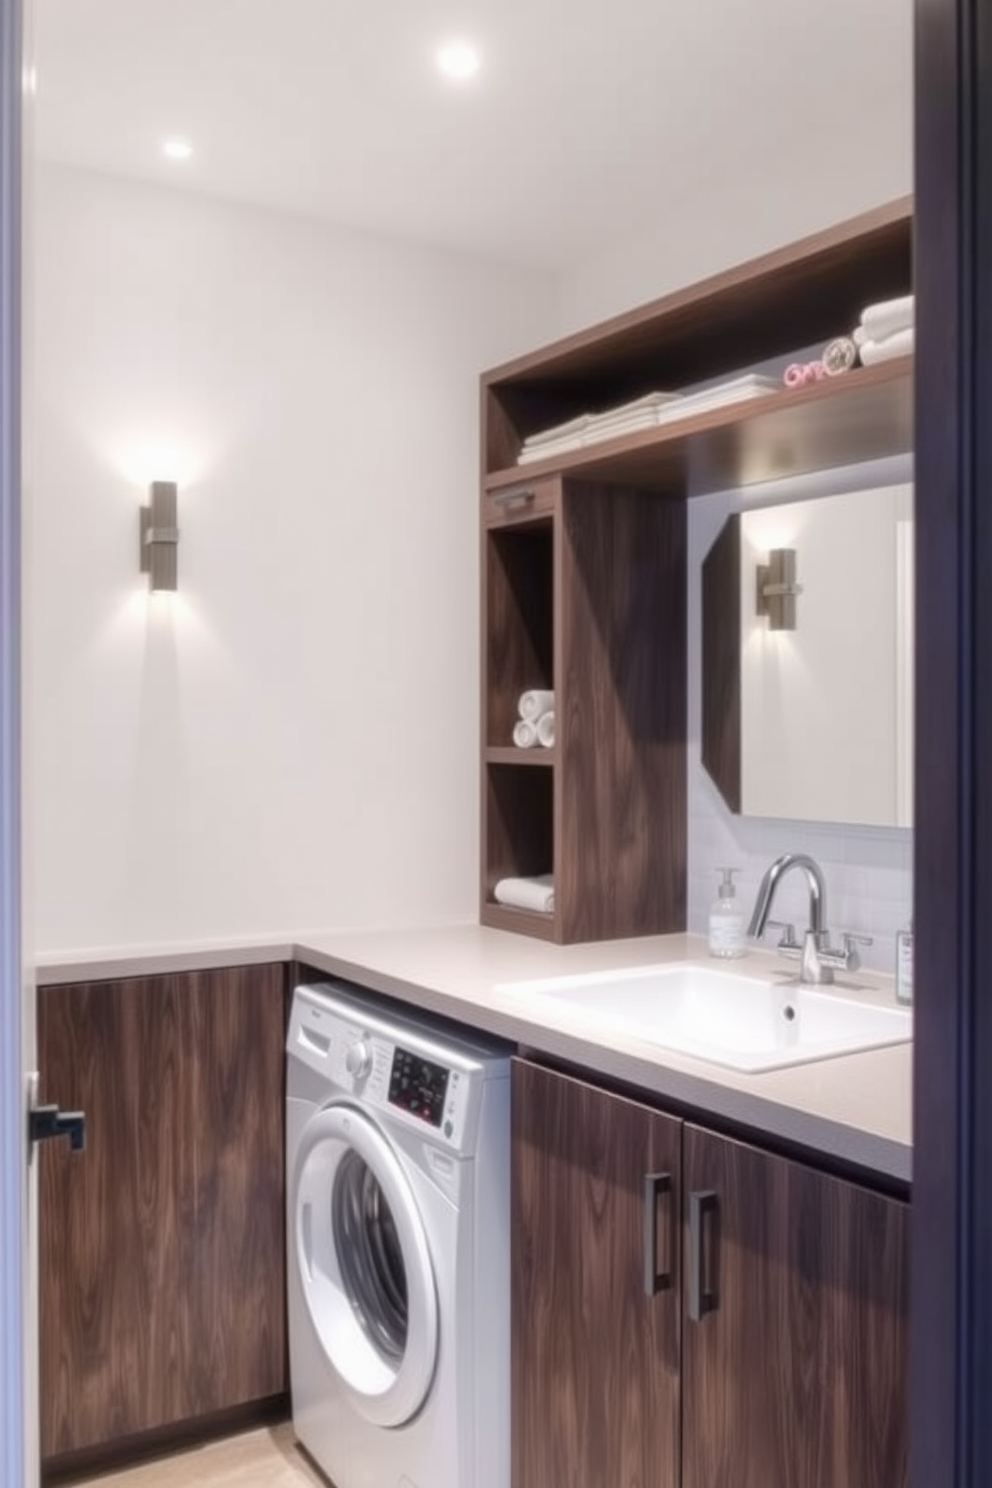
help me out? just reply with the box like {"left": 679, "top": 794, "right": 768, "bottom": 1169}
{"left": 295, "top": 942, "right": 913, "bottom": 1187}
{"left": 33, "top": 930, "right": 912, "bottom": 1186}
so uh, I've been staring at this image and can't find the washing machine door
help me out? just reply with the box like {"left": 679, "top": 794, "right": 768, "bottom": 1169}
{"left": 292, "top": 1101, "right": 439, "bottom": 1428}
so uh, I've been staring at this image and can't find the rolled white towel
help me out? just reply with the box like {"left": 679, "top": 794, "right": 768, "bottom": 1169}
{"left": 513, "top": 718, "right": 540, "bottom": 749}
{"left": 859, "top": 327, "right": 915, "bottom": 366}
{"left": 494, "top": 875, "right": 554, "bottom": 914}
{"left": 859, "top": 294, "right": 914, "bottom": 343}
{"left": 536, "top": 710, "right": 555, "bottom": 748}
{"left": 518, "top": 689, "right": 554, "bottom": 721}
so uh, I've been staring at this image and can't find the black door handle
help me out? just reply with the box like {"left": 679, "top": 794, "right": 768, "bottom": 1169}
{"left": 29, "top": 1104, "right": 86, "bottom": 1153}
{"left": 688, "top": 1188, "right": 719, "bottom": 1321}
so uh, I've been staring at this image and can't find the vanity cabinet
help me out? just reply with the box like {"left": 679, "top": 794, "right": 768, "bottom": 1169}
{"left": 37, "top": 964, "right": 288, "bottom": 1469}
{"left": 511, "top": 1056, "right": 683, "bottom": 1488}
{"left": 481, "top": 197, "right": 913, "bottom": 942}
{"left": 511, "top": 1059, "right": 909, "bottom": 1488}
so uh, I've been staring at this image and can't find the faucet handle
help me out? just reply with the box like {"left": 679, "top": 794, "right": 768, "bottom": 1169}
{"left": 766, "top": 919, "right": 800, "bottom": 950}
{"left": 840, "top": 931, "right": 873, "bottom": 971}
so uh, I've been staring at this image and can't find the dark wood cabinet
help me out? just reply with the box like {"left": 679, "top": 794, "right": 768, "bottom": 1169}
{"left": 511, "top": 1058, "right": 682, "bottom": 1488}
{"left": 38, "top": 964, "right": 288, "bottom": 1467}
{"left": 681, "top": 1122, "right": 909, "bottom": 1488}
{"left": 481, "top": 476, "right": 686, "bottom": 943}
{"left": 511, "top": 1058, "right": 909, "bottom": 1488}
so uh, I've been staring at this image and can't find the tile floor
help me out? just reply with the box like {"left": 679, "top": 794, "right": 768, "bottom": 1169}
{"left": 76, "top": 1424, "right": 329, "bottom": 1488}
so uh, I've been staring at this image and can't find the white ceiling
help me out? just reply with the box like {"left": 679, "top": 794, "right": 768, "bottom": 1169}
{"left": 33, "top": 0, "right": 913, "bottom": 271}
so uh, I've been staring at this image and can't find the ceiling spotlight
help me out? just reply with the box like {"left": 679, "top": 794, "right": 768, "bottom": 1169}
{"left": 162, "top": 137, "right": 194, "bottom": 161}
{"left": 436, "top": 41, "right": 481, "bottom": 81}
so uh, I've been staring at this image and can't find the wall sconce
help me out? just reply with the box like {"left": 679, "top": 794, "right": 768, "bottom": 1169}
{"left": 139, "top": 480, "right": 179, "bottom": 591}
{"left": 756, "top": 547, "right": 802, "bottom": 631}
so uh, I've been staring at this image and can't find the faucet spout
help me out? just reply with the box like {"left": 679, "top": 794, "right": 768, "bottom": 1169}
{"left": 747, "top": 852, "right": 828, "bottom": 940}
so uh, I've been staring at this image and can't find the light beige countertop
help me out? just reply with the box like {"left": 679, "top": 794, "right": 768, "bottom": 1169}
{"left": 35, "top": 923, "right": 912, "bottom": 1185}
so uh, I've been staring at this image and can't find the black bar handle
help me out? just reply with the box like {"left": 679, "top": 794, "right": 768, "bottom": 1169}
{"left": 29, "top": 1104, "right": 87, "bottom": 1153}
{"left": 643, "top": 1170, "right": 673, "bottom": 1296}
{"left": 688, "top": 1188, "right": 719, "bottom": 1321}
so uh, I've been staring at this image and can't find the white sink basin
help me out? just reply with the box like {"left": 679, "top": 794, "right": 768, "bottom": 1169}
{"left": 497, "top": 961, "right": 912, "bottom": 1072}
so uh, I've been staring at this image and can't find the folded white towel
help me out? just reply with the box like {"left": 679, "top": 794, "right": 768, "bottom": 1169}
{"left": 859, "top": 327, "right": 915, "bottom": 365}
{"left": 859, "top": 294, "right": 914, "bottom": 343}
{"left": 494, "top": 875, "right": 554, "bottom": 914}
{"left": 536, "top": 711, "right": 555, "bottom": 748}
{"left": 513, "top": 718, "right": 540, "bottom": 749}
{"left": 518, "top": 689, "right": 554, "bottom": 721}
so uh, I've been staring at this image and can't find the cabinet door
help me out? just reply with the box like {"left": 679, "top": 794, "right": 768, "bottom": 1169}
{"left": 512, "top": 1059, "right": 681, "bottom": 1488}
{"left": 38, "top": 976, "right": 187, "bottom": 1456}
{"left": 38, "top": 964, "right": 288, "bottom": 1463}
{"left": 681, "top": 1123, "right": 909, "bottom": 1488}
{"left": 180, "top": 966, "right": 288, "bottom": 1414}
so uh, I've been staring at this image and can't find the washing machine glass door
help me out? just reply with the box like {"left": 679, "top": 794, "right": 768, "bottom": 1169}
{"left": 293, "top": 1101, "right": 438, "bottom": 1427}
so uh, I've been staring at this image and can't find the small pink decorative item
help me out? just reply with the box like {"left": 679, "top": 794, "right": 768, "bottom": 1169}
{"left": 783, "top": 360, "right": 827, "bottom": 388}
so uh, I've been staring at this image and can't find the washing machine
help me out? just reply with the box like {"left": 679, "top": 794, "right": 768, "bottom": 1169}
{"left": 286, "top": 979, "right": 512, "bottom": 1488}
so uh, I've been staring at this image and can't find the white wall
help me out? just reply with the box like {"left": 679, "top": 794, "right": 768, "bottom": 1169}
{"left": 32, "top": 164, "right": 556, "bottom": 952}
{"left": 557, "top": 122, "right": 913, "bottom": 332}
{"left": 740, "top": 484, "right": 912, "bottom": 827}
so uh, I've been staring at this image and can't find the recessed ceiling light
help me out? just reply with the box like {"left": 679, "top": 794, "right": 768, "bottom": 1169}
{"left": 162, "top": 137, "right": 194, "bottom": 162}
{"left": 436, "top": 41, "right": 481, "bottom": 81}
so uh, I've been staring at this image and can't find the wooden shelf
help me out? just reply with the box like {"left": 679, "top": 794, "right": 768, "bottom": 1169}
{"left": 481, "top": 901, "right": 557, "bottom": 941}
{"left": 484, "top": 358, "right": 912, "bottom": 498}
{"left": 482, "top": 196, "right": 912, "bottom": 475}
{"left": 486, "top": 746, "right": 556, "bottom": 766}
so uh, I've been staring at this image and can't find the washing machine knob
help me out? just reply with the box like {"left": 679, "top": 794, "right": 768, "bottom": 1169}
{"left": 346, "top": 1040, "right": 372, "bottom": 1080}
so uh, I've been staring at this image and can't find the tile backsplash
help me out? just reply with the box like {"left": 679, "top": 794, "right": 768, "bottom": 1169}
{"left": 686, "top": 456, "right": 914, "bottom": 977}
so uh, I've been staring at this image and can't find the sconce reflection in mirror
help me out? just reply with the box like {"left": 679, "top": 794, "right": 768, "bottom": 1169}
{"left": 755, "top": 547, "right": 802, "bottom": 631}
{"left": 139, "top": 480, "right": 179, "bottom": 591}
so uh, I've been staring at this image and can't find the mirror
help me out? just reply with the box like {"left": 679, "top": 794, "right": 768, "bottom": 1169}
{"left": 702, "top": 483, "right": 913, "bottom": 828}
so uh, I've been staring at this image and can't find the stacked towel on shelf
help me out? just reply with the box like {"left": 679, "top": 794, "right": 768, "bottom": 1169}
{"left": 518, "top": 688, "right": 555, "bottom": 721}
{"left": 513, "top": 690, "right": 555, "bottom": 748}
{"left": 494, "top": 875, "right": 555, "bottom": 914}
{"left": 517, "top": 377, "right": 779, "bottom": 465}
{"left": 855, "top": 294, "right": 915, "bottom": 366}
{"left": 859, "top": 326, "right": 915, "bottom": 365}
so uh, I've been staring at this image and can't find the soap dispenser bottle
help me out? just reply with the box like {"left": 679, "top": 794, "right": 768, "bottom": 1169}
{"left": 895, "top": 919, "right": 914, "bottom": 1005}
{"left": 708, "top": 867, "right": 745, "bottom": 959}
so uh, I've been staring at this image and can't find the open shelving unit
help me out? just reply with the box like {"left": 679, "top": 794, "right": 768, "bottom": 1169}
{"left": 479, "top": 196, "right": 914, "bottom": 943}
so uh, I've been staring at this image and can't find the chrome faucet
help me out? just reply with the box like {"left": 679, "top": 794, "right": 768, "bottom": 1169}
{"left": 747, "top": 853, "right": 871, "bottom": 984}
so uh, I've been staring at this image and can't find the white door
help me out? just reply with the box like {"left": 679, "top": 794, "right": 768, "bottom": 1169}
{"left": 0, "top": 0, "right": 35, "bottom": 1483}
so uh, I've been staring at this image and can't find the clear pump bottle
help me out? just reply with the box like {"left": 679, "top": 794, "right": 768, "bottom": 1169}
{"left": 708, "top": 867, "right": 746, "bottom": 959}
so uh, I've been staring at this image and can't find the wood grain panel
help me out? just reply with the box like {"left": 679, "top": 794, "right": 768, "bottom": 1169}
{"left": 557, "top": 480, "right": 686, "bottom": 941}
{"left": 39, "top": 978, "right": 185, "bottom": 1456}
{"left": 681, "top": 1122, "right": 908, "bottom": 1488}
{"left": 511, "top": 1059, "right": 681, "bottom": 1488}
{"left": 39, "top": 966, "right": 289, "bottom": 1468}
{"left": 181, "top": 966, "right": 288, "bottom": 1414}
{"left": 701, "top": 514, "right": 741, "bottom": 812}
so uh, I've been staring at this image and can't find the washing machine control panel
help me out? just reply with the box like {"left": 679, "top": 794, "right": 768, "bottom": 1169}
{"left": 290, "top": 984, "right": 507, "bottom": 1153}
{"left": 387, "top": 1046, "right": 449, "bottom": 1128}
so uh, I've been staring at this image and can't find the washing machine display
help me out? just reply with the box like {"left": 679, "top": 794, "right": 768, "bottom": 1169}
{"left": 388, "top": 1048, "right": 449, "bottom": 1127}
